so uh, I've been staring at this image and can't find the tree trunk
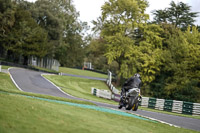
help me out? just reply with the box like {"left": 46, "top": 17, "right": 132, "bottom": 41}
{"left": 23, "top": 55, "right": 28, "bottom": 66}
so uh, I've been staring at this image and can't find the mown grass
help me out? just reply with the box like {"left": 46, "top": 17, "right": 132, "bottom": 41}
{"left": 59, "top": 67, "right": 108, "bottom": 79}
{"left": 0, "top": 72, "right": 17, "bottom": 90}
{"left": 44, "top": 75, "right": 117, "bottom": 105}
{"left": 0, "top": 92, "right": 198, "bottom": 133}
{"left": 31, "top": 65, "right": 59, "bottom": 73}
{"left": 1, "top": 65, "right": 11, "bottom": 69}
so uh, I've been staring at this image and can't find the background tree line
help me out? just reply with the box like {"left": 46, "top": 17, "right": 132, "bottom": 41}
{"left": 0, "top": 0, "right": 87, "bottom": 67}
{"left": 86, "top": 0, "right": 200, "bottom": 102}
{"left": 0, "top": 0, "right": 199, "bottom": 102}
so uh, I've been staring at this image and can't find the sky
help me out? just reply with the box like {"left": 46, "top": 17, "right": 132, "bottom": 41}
{"left": 27, "top": 0, "right": 200, "bottom": 28}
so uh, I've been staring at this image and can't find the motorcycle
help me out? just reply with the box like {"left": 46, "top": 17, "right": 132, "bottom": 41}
{"left": 119, "top": 88, "right": 141, "bottom": 111}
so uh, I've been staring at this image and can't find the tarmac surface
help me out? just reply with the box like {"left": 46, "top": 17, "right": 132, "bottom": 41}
{"left": 9, "top": 67, "right": 200, "bottom": 131}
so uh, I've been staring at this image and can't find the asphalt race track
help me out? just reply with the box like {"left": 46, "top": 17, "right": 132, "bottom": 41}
{"left": 9, "top": 68, "right": 200, "bottom": 131}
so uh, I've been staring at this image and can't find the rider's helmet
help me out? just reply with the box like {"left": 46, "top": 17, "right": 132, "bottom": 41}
{"left": 134, "top": 73, "right": 141, "bottom": 78}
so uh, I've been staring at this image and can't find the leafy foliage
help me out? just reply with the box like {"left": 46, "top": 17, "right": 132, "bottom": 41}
{"left": 0, "top": 0, "right": 88, "bottom": 67}
{"left": 90, "top": 0, "right": 200, "bottom": 102}
{"left": 152, "top": 1, "right": 198, "bottom": 31}
{"left": 149, "top": 26, "right": 200, "bottom": 102}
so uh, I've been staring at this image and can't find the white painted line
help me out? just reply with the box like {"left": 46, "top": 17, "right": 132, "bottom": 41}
{"left": 41, "top": 73, "right": 73, "bottom": 97}
{"left": 111, "top": 108, "right": 180, "bottom": 128}
{"left": 41, "top": 73, "right": 119, "bottom": 106}
{"left": 8, "top": 67, "right": 23, "bottom": 92}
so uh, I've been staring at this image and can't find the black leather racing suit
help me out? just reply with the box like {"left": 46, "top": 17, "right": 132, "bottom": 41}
{"left": 122, "top": 76, "right": 142, "bottom": 94}
{"left": 119, "top": 76, "right": 142, "bottom": 107}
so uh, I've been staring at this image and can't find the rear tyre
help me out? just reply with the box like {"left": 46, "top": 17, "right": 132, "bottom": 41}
{"left": 125, "top": 97, "right": 135, "bottom": 110}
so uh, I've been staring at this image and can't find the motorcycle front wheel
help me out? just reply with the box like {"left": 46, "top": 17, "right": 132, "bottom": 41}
{"left": 132, "top": 102, "right": 139, "bottom": 111}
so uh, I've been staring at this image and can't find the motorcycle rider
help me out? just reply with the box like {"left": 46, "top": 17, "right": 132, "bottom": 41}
{"left": 118, "top": 73, "right": 142, "bottom": 109}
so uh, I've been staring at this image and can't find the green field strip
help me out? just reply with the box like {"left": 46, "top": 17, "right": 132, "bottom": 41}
{"left": 0, "top": 91, "right": 156, "bottom": 122}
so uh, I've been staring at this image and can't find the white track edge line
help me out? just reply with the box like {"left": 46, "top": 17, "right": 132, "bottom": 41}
{"left": 41, "top": 73, "right": 76, "bottom": 97}
{"left": 8, "top": 67, "right": 23, "bottom": 91}
{"left": 111, "top": 108, "right": 180, "bottom": 128}
{"left": 41, "top": 73, "right": 121, "bottom": 106}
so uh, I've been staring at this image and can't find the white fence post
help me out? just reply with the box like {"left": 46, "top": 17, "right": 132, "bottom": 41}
{"left": 0, "top": 65, "right": 1, "bottom": 72}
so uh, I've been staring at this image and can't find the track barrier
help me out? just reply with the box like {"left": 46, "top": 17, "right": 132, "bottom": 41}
{"left": 92, "top": 70, "right": 200, "bottom": 116}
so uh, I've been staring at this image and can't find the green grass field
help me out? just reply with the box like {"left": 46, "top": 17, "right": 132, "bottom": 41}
{"left": 0, "top": 72, "right": 17, "bottom": 91}
{"left": 1, "top": 65, "right": 11, "bottom": 69}
{"left": 0, "top": 92, "right": 198, "bottom": 133}
{"left": 44, "top": 74, "right": 117, "bottom": 105}
{"left": 59, "top": 67, "right": 108, "bottom": 79}
{"left": 1, "top": 66, "right": 200, "bottom": 133}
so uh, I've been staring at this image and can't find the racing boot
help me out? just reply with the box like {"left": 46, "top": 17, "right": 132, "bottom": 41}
{"left": 118, "top": 97, "right": 123, "bottom": 109}
{"left": 118, "top": 102, "right": 123, "bottom": 109}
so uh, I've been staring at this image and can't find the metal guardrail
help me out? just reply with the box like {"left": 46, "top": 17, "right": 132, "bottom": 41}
{"left": 91, "top": 87, "right": 112, "bottom": 100}
{"left": 92, "top": 69, "right": 200, "bottom": 116}
{"left": 139, "top": 97, "right": 200, "bottom": 116}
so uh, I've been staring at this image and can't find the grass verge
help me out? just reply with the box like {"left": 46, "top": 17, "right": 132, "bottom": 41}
{"left": 31, "top": 65, "right": 58, "bottom": 73}
{"left": 139, "top": 107, "right": 200, "bottom": 119}
{"left": 1, "top": 65, "right": 11, "bottom": 69}
{"left": 0, "top": 92, "right": 198, "bottom": 133}
{"left": 59, "top": 67, "right": 107, "bottom": 79}
{"left": 44, "top": 75, "right": 117, "bottom": 105}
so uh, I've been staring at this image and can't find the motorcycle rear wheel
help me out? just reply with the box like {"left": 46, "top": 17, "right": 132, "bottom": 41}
{"left": 125, "top": 97, "right": 135, "bottom": 110}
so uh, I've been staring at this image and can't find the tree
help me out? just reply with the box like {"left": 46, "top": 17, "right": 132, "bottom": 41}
{"left": 30, "top": 0, "right": 63, "bottom": 57}
{"left": 0, "top": 0, "right": 16, "bottom": 57}
{"left": 94, "top": 0, "right": 149, "bottom": 80}
{"left": 149, "top": 26, "right": 200, "bottom": 102}
{"left": 152, "top": 1, "right": 198, "bottom": 31}
{"left": 93, "top": 0, "right": 165, "bottom": 86}
{"left": 31, "top": 0, "right": 88, "bottom": 67}
{"left": 4, "top": 7, "right": 48, "bottom": 65}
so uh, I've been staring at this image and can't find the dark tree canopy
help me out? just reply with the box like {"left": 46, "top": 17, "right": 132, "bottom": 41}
{"left": 152, "top": 1, "right": 198, "bottom": 31}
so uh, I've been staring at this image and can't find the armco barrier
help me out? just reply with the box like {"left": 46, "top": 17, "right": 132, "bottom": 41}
{"left": 155, "top": 99, "right": 165, "bottom": 110}
{"left": 96, "top": 70, "right": 200, "bottom": 116}
{"left": 91, "top": 86, "right": 200, "bottom": 115}
{"left": 193, "top": 103, "right": 200, "bottom": 115}
{"left": 112, "top": 94, "right": 121, "bottom": 102}
{"left": 172, "top": 100, "right": 183, "bottom": 114}
{"left": 91, "top": 87, "right": 97, "bottom": 96}
{"left": 141, "top": 97, "right": 149, "bottom": 107}
{"left": 148, "top": 98, "right": 157, "bottom": 109}
{"left": 91, "top": 87, "right": 112, "bottom": 100}
{"left": 182, "top": 102, "right": 193, "bottom": 115}
{"left": 164, "top": 100, "right": 173, "bottom": 112}
{"left": 106, "top": 71, "right": 120, "bottom": 95}
{"left": 140, "top": 98, "right": 200, "bottom": 116}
